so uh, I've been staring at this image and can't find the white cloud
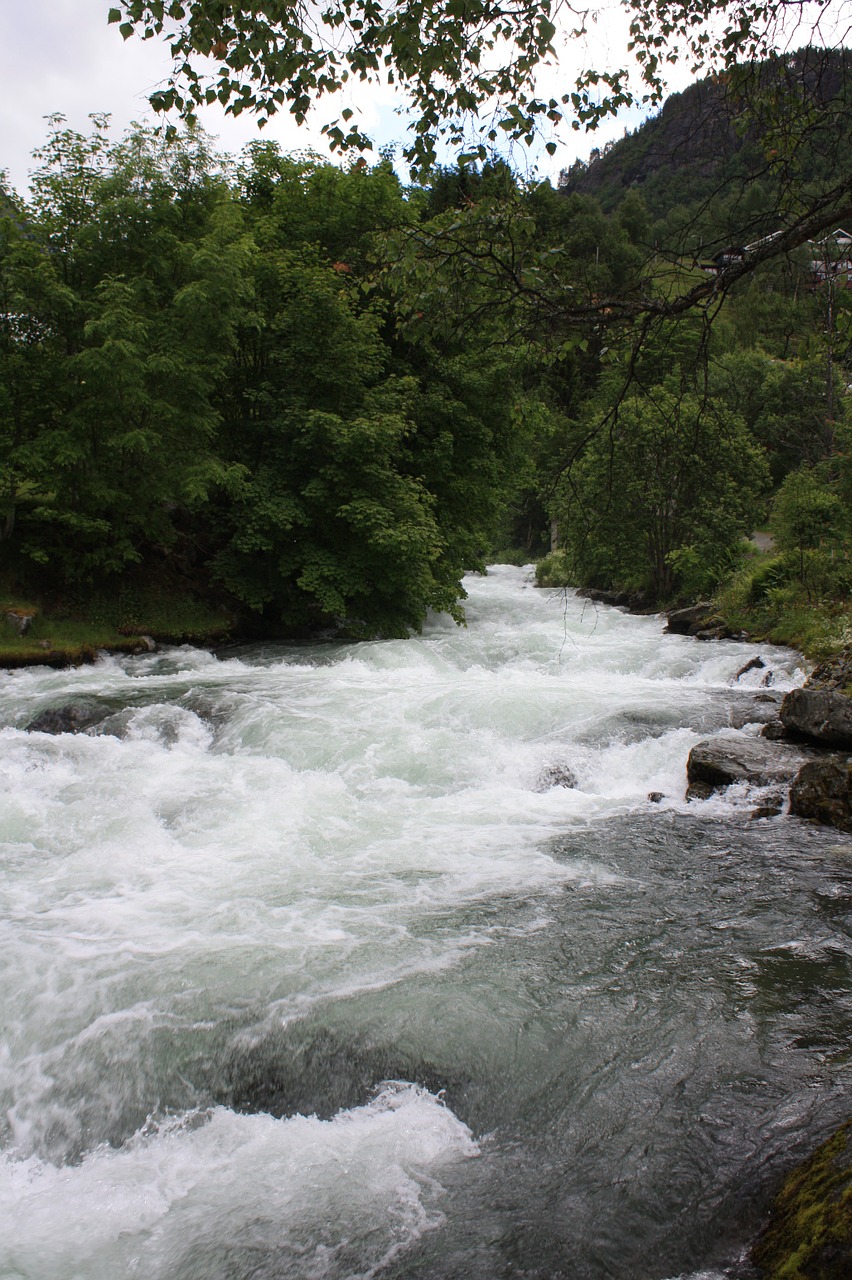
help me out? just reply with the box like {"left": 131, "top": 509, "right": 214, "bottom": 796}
{"left": 0, "top": 0, "right": 392, "bottom": 194}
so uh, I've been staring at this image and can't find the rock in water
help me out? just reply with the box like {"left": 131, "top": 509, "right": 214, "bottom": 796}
{"left": 790, "top": 757, "right": 852, "bottom": 833}
{"left": 780, "top": 688, "right": 852, "bottom": 749}
{"left": 734, "top": 655, "right": 766, "bottom": 681}
{"left": 535, "top": 762, "right": 577, "bottom": 791}
{"left": 665, "top": 603, "right": 716, "bottom": 635}
{"left": 686, "top": 737, "right": 809, "bottom": 799}
{"left": 26, "top": 703, "right": 104, "bottom": 734}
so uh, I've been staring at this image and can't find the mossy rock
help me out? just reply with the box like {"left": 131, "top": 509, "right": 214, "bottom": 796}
{"left": 752, "top": 1120, "right": 852, "bottom": 1278}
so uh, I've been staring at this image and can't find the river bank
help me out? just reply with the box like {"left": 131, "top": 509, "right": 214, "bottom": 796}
{"left": 0, "top": 588, "right": 235, "bottom": 670}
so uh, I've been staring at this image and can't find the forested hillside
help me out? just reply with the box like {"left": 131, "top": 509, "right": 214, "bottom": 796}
{"left": 563, "top": 47, "right": 852, "bottom": 226}
{"left": 540, "top": 47, "right": 852, "bottom": 654}
{"left": 2, "top": 46, "right": 851, "bottom": 655}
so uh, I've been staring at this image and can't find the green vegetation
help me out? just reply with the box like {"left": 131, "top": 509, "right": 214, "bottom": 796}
{"left": 111, "top": 1, "right": 848, "bottom": 182}
{"left": 4, "top": 46, "right": 852, "bottom": 664}
{"left": 751, "top": 1120, "right": 852, "bottom": 1279}
{"left": 1, "top": 118, "right": 541, "bottom": 647}
{"left": 0, "top": 572, "right": 233, "bottom": 666}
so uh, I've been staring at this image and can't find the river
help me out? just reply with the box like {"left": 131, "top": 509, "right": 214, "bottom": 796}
{"left": 1, "top": 565, "right": 850, "bottom": 1280}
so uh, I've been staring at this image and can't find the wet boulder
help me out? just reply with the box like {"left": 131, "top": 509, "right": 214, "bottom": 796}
{"left": 686, "top": 737, "right": 809, "bottom": 799}
{"left": 728, "top": 691, "right": 783, "bottom": 730}
{"left": 26, "top": 703, "right": 105, "bottom": 734}
{"left": 665, "top": 603, "right": 716, "bottom": 635}
{"left": 575, "top": 587, "right": 632, "bottom": 608}
{"left": 665, "top": 603, "right": 743, "bottom": 640}
{"left": 790, "top": 756, "right": 852, "bottom": 834}
{"left": 779, "top": 688, "right": 852, "bottom": 749}
{"left": 734, "top": 655, "right": 766, "bottom": 681}
{"left": 535, "top": 762, "right": 577, "bottom": 791}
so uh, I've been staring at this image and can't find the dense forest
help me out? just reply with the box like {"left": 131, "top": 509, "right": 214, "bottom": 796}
{"left": 1, "top": 47, "right": 851, "bottom": 654}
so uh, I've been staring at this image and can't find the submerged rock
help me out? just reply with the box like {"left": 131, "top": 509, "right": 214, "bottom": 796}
{"left": 686, "top": 737, "right": 809, "bottom": 799}
{"left": 780, "top": 688, "right": 852, "bottom": 749}
{"left": 790, "top": 757, "right": 852, "bottom": 834}
{"left": 26, "top": 703, "right": 105, "bottom": 734}
{"left": 751, "top": 1119, "right": 852, "bottom": 1279}
{"left": 535, "top": 762, "right": 577, "bottom": 791}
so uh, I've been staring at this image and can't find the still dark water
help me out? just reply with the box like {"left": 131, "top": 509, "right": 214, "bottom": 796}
{"left": 1, "top": 566, "right": 850, "bottom": 1280}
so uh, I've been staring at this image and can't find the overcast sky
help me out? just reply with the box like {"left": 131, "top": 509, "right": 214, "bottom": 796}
{"left": 0, "top": 0, "right": 665, "bottom": 198}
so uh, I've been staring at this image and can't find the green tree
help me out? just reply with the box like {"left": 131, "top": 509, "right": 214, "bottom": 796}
{"left": 770, "top": 467, "right": 848, "bottom": 601}
{"left": 1, "top": 118, "right": 248, "bottom": 585}
{"left": 711, "top": 350, "right": 843, "bottom": 484}
{"left": 556, "top": 380, "right": 769, "bottom": 599}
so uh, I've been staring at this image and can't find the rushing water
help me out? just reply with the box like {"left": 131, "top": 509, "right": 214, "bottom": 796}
{"left": 1, "top": 566, "right": 851, "bottom": 1280}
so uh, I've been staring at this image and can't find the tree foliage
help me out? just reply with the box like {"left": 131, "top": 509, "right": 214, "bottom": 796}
{"left": 109, "top": 0, "right": 850, "bottom": 174}
{"left": 555, "top": 379, "right": 769, "bottom": 598}
{"left": 1, "top": 119, "right": 538, "bottom": 635}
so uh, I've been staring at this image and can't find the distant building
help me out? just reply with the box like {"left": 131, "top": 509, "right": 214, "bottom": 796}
{"left": 809, "top": 228, "right": 852, "bottom": 287}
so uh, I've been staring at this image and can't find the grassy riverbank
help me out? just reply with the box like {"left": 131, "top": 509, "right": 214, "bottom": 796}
{"left": 714, "top": 569, "right": 852, "bottom": 662}
{"left": 0, "top": 582, "right": 234, "bottom": 668}
{"left": 534, "top": 546, "right": 852, "bottom": 663}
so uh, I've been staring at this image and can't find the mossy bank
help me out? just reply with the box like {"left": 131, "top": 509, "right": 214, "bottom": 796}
{"left": 751, "top": 1120, "right": 852, "bottom": 1279}
{"left": 0, "top": 584, "right": 235, "bottom": 670}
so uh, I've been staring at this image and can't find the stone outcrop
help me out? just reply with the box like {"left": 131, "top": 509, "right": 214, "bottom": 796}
{"left": 789, "top": 757, "right": 852, "bottom": 833}
{"left": 686, "top": 737, "right": 809, "bottom": 800}
{"left": 665, "top": 602, "right": 745, "bottom": 641}
{"left": 779, "top": 688, "right": 852, "bottom": 749}
{"left": 801, "top": 648, "right": 852, "bottom": 692}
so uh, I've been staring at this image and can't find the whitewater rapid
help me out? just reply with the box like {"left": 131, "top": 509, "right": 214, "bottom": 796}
{"left": 1, "top": 567, "right": 849, "bottom": 1280}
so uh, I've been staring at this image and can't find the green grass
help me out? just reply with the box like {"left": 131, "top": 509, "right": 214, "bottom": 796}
{"left": 714, "top": 558, "right": 852, "bottom": 661}
{"left": 0, "top": 583, "right": 234, "bottom": 668}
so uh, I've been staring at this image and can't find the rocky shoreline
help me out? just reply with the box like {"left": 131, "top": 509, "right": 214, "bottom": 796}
{"left": 574, "top": 587, "right": 852, "bottom": 834}
{"left": 684, "top": 650, "right": 852, "bottom": 834}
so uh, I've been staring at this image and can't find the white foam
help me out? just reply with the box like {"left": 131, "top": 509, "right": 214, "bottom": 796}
{"left": 0, "top": 1084, "right": 477, "bottom": 1279}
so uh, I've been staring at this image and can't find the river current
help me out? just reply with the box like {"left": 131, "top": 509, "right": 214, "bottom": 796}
{"left": 1, "top": 565, "right": 851, "bottom": 1280}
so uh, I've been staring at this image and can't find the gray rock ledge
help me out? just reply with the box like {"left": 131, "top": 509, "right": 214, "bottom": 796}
{"left": 779, "top": 687, "right": 852, "bottom": 749}
{"left": 686, "top": 737, "right": 810, "bottom": 800}
{"left": 790, "top": 756, "right": 852, "bottom": 833}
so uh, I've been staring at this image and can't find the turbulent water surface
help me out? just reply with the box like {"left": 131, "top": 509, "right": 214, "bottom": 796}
{"left": 1, "top": 566, "right": 851, "bottom": 1280}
